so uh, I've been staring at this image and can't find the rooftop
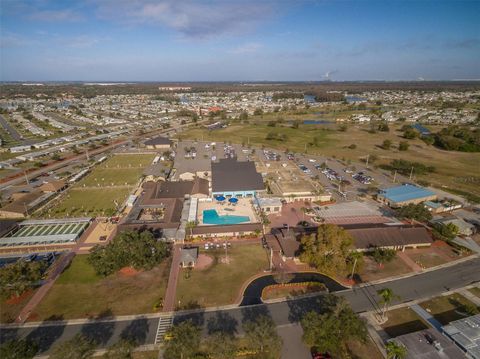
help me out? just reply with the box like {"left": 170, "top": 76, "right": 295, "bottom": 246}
{"left": 144, "top": 136, "right": 172, "bottom": 146}
{"left": 443, "top": 314, "right": 480, "bottom": 359}
{"left": 392, "top": 328, "right": 466, "bottom": 359}
{"left": 211, "top": 158, "right": 264, "bottom": 193}
{"left": 348, "top": 224, "right": 433, "bottom": 250}
{"left": 180, "top": 247, "right": 199, "bottom": 264}
{"left": 379, "top": 184, "right": 436, "bottom": 203}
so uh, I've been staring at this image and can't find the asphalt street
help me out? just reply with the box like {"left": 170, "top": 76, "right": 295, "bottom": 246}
{"left": 1, "top": 256, "right": 478, "bottom": 355}
{"left": 0, "top": 114, "right": 30, "bottom": 144}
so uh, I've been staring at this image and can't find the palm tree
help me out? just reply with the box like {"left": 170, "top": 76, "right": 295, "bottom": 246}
{"left": 186, "top": 221, "right": 196, "bottom": 239}
{"left": 348, "top": 251, "right": 363, "bottom": 280}
{"left": 377, "top": 288, "right": 400, "bottom": 320}
{"left": 386, "top": 341, "right": 407, "bottom": 359}
{"left": 260, "top": 213, "right": 270, "bottom": 234}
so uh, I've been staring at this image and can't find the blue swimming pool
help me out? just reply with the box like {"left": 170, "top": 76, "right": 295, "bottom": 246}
{"left": 203, "top": 209, "right": 250, "bottom": 225}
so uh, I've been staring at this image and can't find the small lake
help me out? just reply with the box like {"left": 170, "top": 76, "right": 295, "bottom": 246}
{"left": 412, "top": 123, "right": 431, "bottom": 135}
{"left": 304, "top": 95, "right": 317, "bottom": 103}
{"left": 345, "top": 95, "right": 367, "bottom": 103}
{"left": 303, "top": 119, "right": 332, "bottom": 125}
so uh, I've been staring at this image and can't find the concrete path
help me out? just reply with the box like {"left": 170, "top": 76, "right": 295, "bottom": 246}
{"left": 397, "top": 251, "right": 423, "bottom": 272}
{"left": 162, "top": 245, "right": 182, "bottom": 312}
{"left": 410, "top": 304, "right": 443, "bottom": 331}
{"left": 15, "top": 252, "right": 75, "bottom": 323}
{"left": 459, "top": 287, "right": 480, "bottom": 306}
{"left": 2, "top": 259, "right": 479, "bottom": 356}
{"left": 277, "top": 323, "right": 311, "bottom": 359}
{"left": 15, "top": 221, "right": 96, "bottom": 323}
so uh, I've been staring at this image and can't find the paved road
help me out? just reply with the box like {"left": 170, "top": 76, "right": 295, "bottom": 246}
{"left": 0, "top": 114, "right": 29, "bottom": 144}
{"left": 1, "top": 257, "right": 478, "bottom": 354}
{"left": 0, "top": 140, "right": 127, "bottom": 190}
{"left": 163, "top": 245, "right": 181, "bottom": 312}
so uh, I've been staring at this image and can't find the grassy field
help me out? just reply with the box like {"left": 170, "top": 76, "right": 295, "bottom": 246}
{"left": 406, "top": 251, "right": 447, "bottom": 269}
{"left": 469, "top": 286, "right": 480, "bottom": 298}
{"left": 346, "top": 338, "right": 384, "bottom": 359}
{"left": 48, "top": 187, "right": 132, "bottom": 217}
{"left": 46, "top": 153, "right": 154, "bottom": 217}
{"left": 32, "top": 255, "right": 170, "bottom": 320}
{"left": 132, "top": 351, "right": 159, "bottom": 359}
{"left": 78, "top": 168, "right": 145, "bottom": 187}
{"left": 419, "top": 293, "right": 480, "bottom": 325}
{"left": 175, "top": 244, "right": 269, "bottom": 308}
{"left": 382, "top": 307, "right": 429, "bottom": 337}
{"left": 100, "top": 154, "right": 155, "bottom": 168}
{"left": 359, "top": 256, "right": 412, "bottom": 282}
{"left": 262, "top": 283, "right": 326, "bottom": 300}
{"left": 179, "top": 121, "right": 480, "bottom": 199}
{"left": 178, "top": 123, "right": 334, "bottom": 154}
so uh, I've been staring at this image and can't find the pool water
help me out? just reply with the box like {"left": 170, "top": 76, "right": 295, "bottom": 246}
{"left": 203, "top": 209, "right": 250, "bottom": 225}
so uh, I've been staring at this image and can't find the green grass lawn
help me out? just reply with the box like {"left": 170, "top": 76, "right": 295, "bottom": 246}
{"left": 178, "top": 124, "right": 334, "bottom": 154}
{"left": 346, "top": 338, "right": 384, "bottom": 359}
{"left": 406, "top": 251, "right": 447, "bottom": 269}
{"left": 419, "top": 293, "right": 480, "bottom": 325}
{"left": 381, "top": 307, "right": 429, "bottom": 337}
{"left": 32, "top": 255, "right": 171, "bottom": 320}
{"left": 100, "top": 154, "right": 155, "bottom": 168}
{"left": 44, "top": 153, "right": 155, "bottom": 217}
{"left": 78, "top": 168, "right": 145, "bottom": 187}
{"left": 359, "top": 256, "right": 412, "bottom": 282}
{"left": 132, "top": 351, "right": 159, "bottom": 359}
{"left": 48, "top": 187, "right": 131, "bottom": 217}
{"left": 179, "top": 122, "right": 480, "bottom": 198}
{"left": 175, "top": 244, "right": 269, "bottom": 308}
{"left": 469, "top": 286, "right": 480, "bottom": 298}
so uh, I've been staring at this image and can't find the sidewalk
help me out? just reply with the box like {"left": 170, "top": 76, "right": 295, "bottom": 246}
{"left": 397, "top": 251, "right": 423, "bottom": 272}
{"left": 410, "top": 303, "right": 443, "bottom": 331}
{"left": 459, "top": 288, "right": 480, "bottom": 306}
{"left": 162, "top": 245, "right": 182, "bottom": 312}
{"left": 15, "top": 221, "right": 97, "bottom": 324}
{"left": 361, "top": 253, "right": 479, "bottom": 287}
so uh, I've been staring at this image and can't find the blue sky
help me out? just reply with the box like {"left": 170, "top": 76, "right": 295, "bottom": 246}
{"left": 1, "top": 0, "right": 479, "bottom": 81}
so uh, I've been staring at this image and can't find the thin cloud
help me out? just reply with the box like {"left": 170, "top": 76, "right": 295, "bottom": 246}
{"left": 0, "top": 32, "right": 34, "bottom": 48}
{"left": 65, "top": 35, "right": 102, "bottom": 48}
{"left": 445, "top": 38, "right": 480, "bottom": 49}
{"left": 229, "top": 42, "right": 263, "bottom": 54}
{"left": 28, "top": 9, "right": 84, "bottom": 22}
{"left": 94, "top": 0, "right": 277, "bottom": 39}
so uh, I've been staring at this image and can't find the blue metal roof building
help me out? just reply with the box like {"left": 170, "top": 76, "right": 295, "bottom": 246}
{"left": 378, "top": 184, "right": 437, "bottom": 207}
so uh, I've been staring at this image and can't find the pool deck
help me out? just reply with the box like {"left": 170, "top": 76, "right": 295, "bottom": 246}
{"left": 197, "top": 198, "right": 260, "bottom": 226}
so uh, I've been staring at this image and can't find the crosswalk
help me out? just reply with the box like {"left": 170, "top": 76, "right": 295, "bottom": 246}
{"left": 154, "top": 316, "right": 174, "bottom": 344}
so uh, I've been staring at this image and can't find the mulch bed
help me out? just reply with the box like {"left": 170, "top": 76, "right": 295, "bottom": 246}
{"left": 5, "top": 290, "right": 33, "bottom": 305}
{"left": 118, "top": 267, "right": 141, "bottom": 277}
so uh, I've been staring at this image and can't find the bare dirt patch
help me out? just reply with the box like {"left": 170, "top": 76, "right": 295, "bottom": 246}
{"left": 195, "top": 254, "right": 213, "bottom": 270}
{"left": 119, "top": 266, "right": 141, "bottom": 277}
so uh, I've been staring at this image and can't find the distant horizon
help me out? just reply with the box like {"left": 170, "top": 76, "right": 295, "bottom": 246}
{"left": 2, "top": 79, "right": 480, "bottom": 84}
{"left": 2, "top": 0, "right": 479, "bottom": 82}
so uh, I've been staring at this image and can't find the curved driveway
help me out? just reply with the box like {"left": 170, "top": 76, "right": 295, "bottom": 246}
{"left": 1, "top": 257, "right": 479, "bottom": 355}
{"left": 241, "top": 272, "right": 347, "bottom": 306}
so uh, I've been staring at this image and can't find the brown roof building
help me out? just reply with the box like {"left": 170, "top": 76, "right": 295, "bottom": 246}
{"left": 0, "top": 191, "right": 46, "bottom": 219}
{"left": 267, "top": 223, "right": 434, "bottom": 259}
{"left": 211, "top": 158, "right": 264, "bottom": 196}
{"left": 344, "top": 223, "right": 433, "bottom": 251}
{"left": 120, "top": 178, "right": 209, "bottom": 237}
{"left": 39, "top": 180, "right": 66, "bottom": 193}
{"left": 144, "top": 136, "right": 172, "bottom": 150}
